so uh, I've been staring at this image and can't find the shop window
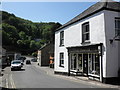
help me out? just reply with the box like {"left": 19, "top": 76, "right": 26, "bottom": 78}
{"left": 60, "top": 31, "right": 64, "bottom": 46}
{"left": 59, "top": 53, "right": 64, "bottom": 67}
{"left": 70, "top": 54, "right": 77, "bottom": 70}
{"left": 82, "top": 22, "right": 90, "bottom": 43}
{"left": 88, "top": 54, "right": 100, "bottom": 75}
{"left": 115, "top": 18, "right": 120, "bottom": 36}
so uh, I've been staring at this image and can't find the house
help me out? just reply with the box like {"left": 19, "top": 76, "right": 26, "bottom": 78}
{"left": 37, "top": 43, "right": 54, "bottom": 67}
{"left": 54, "top": 0, "right": 120, "bottom": 83}
{"left": 0, "top": 47, "right": 7, "bottom": 67}
{"left": 2, "top": 46, "right": 22, "bottom": 66}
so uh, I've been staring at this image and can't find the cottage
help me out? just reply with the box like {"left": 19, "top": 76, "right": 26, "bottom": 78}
{"left": 37, "top": 43, "right": 54, "bottom": 67}
{"left": 54, "top": 0, "right": 120, "bottom": 83}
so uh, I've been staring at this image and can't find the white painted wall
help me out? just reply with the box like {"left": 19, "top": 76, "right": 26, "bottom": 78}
{"left": 55, "top": 10, "right": 120, "bottom": 78}
{"left": 54, "top": 31, "right": 69, "bottom": 72}
{"left": 104, "top": 10, "right": 120, "bottom": 77}
{"left": 55, "top": 11, "right": 106, "bottom": 73}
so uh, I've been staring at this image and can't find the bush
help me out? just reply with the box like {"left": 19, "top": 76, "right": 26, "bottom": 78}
{"left": 32, "top": 52, "right": 37, "bottom": 57}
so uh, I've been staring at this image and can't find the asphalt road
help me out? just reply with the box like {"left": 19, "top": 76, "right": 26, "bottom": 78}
{"left": 9, "top": 63, "right": 104, "bottom": 88}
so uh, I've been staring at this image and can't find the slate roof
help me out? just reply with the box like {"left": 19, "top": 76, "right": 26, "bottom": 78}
{"left": 56, "top": 0, "right": 120, "bottom": 31}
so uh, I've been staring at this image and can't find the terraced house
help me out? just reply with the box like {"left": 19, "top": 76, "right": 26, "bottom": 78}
{"left": 54, "top": 0, "right": 120, "bottom": 83}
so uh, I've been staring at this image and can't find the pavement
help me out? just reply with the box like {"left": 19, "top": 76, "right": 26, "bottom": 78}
{"left": 34, "top": 64, "right": 120, "bottom": 89}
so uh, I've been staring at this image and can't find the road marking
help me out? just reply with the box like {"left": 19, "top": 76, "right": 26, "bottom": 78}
{"left": 6, "top": 78, "right": 8, "bottom": 88}
{"left": 10, "top": 74, "right": 16, "bottom": 89}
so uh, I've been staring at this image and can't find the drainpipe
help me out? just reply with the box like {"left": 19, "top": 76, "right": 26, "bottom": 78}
{"left": 100, "top": 43, "right": 103, "bottom": 83}
{"left": 68, "top": 49, "right": 70, "bottom": 76}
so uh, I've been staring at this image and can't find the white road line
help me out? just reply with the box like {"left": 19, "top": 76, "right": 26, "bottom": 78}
{"left": 5, "top": 74, "right": 9, "bottom": 88}
{"left": 6, "top": 78, "right": 8, "bottom": 88}
{"left": 10, "top": 74, "right": 16, "bottom": 88}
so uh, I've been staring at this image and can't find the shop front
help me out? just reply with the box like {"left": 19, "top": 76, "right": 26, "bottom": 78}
{"left": 67, "top": 43, "right": 103, "bottom": 81}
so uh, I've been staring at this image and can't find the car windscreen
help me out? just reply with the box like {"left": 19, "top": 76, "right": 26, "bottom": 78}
{"left": 12, "top": 61, "right": 21, "bottom": 64}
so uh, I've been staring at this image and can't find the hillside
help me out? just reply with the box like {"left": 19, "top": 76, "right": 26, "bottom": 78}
{"left": 1, "top": 11, "right": 61, "bottom": 55}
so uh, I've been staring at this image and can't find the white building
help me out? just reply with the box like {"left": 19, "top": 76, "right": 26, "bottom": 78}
{"left": 54, "top": 0, "right": 120, "bottom": 83}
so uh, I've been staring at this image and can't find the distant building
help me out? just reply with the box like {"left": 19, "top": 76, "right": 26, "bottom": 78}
{"left": 0, "top": 46, "right": 7, "bottom": 67}
{"left": 37, "top": 43, "right": 54, "bottom": 67}
{"left": 54, "top": 0, "right": 120, "bottom": 83}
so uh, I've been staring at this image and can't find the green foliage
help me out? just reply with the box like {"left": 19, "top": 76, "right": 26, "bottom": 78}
{"left": 19, "top": 31, "right": 26, "bottom": 40}
{"left": 2, "top": 11, "right": 62, "bottom": 55}
{"left": 32, "top": 52, "right": 37, "bottom": 57}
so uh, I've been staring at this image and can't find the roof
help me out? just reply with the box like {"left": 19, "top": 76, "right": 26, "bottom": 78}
{"left": 56, "top": 0, "right": 120, "bottom": 31}
{"left": 39, "top": 42, "right": 54, "bottom": 50}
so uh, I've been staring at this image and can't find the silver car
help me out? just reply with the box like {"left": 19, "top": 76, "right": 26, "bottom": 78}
{"left": 11, "top": 60, "right": 23, "bottom": 71}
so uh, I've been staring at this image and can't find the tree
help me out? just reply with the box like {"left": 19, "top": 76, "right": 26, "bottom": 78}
{"left": 2, "top": 11, "right": 62, "bottom": 55}
{"left": 19, "top": 31, "right": 26, "bottom": 40}
{"left": 30, "top": 40, "right": 36, "bottom": 49}
{"left": 2, "top": 23, "right": 19, "bottom": 45}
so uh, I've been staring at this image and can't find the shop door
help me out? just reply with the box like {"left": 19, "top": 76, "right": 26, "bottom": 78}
{"left": 83, "top": 54, "right": 88, "bottom": 75}
{"left": 78, "top": 54, "right": 83, "bottom": 72}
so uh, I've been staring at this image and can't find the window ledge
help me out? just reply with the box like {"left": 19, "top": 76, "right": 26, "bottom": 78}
{"left": 59, "top": 45, "right": 64, "bottom": 47}
{"left": 88, "top": 74, "right": 100, "bottom": 78}
{"left": 81, "top": 41, "right": 90, "bottom": 45}
{"left": 59, "top": 65, "right": 64, "bottom": 68}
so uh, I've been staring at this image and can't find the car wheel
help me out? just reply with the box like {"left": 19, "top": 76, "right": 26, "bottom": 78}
{"left": 11, "top": 68, "right": 13, "bottom": 71}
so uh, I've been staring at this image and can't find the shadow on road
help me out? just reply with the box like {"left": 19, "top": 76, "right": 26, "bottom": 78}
{"left": 1, "top": 87, "right": 120, "bottom": 90}
{"left": 11, "top": 69, "right": 25, "bottom": 71}
{"left": 1, "top": 87, "right": 18, "bottom": 90}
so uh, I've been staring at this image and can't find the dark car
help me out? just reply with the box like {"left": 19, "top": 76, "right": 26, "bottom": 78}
{"left": 26, "top": 60, "right": 31, "bottom": 64}
{"left": 31, "top": 58, "right": 37, "bottom": 62}
{"left": 18, "top": 57, "right": 26, "bottom": 62}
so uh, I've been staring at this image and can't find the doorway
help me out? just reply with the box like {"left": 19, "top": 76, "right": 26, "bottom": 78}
{"left": 83, "top": 54, "right": 88, "bottom": 75}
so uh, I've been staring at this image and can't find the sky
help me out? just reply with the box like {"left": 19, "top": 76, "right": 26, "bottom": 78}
{"left": 1, "top": 0, "right": 120, "bottom": 24}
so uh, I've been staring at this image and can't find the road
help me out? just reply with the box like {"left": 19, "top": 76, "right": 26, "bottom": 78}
{"left": 3, "top": 60, "right": 119, "bottom": 89}
{"left": 11, "top": 64, "right": 101, "bottom": 88}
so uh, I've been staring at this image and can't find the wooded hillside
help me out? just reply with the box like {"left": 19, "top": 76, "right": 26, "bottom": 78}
{"left": 1, "top": 11, "right": 61, "bottom": 55}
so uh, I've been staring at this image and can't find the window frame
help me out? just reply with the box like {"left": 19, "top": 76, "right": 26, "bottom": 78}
{"left": 60, "top": 31, "right": 64, "bottom": 46}
{"left": 59, "top": 53, "right": 64, "bottom": 67}
{"left": 115, "top": 17, "right": 120, "bottom": 36}
{"left": 88, "top": 53, "right": 100, "bottom": 76}
{"left": 82, "top": 22, "right": 90, "bottom": 43}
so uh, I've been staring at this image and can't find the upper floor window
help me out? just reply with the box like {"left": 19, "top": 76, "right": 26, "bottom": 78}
{"left": 59, "top": 53, "right": 64, "bottom": 67}
{"left": 115, "top": 18, "right": 120, "bottom": 36}
{"left": 82, "top": 22, "right": 90, "bottom": 43}
{"left": 60, "top": 31, "right": 64, "bottom": 46}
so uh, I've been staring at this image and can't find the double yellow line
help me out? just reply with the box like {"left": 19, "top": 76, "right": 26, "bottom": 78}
{"left": 10, "top": 74, "right": 16, "bottom": 89}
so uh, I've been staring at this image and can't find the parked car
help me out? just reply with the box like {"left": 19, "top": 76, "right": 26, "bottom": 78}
{"left": 31, "top": 58, "right": 37, "bottom": 62}
{"left": 11, "top": 60, "right": 23, "bottom": 71}
{"left": 18, "top": 56, "right": 26, "bottom": 62}
{"left": 26, "top": 60, "right": 31, "bottom": 64}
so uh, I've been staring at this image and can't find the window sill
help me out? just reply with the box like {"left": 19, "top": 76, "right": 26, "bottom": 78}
{"left": 81, "top": 41, "right": 90, "bottom": 45}
{"left": 88, "top": 74, "right": 100, "bottom": 78}
{"left": 59, "top": 65, "right": 64, "bottom": 68}
{"left": 59, "top": 45, "right": 64, "bottom": 47}
{"left": 70, "top": 69, "right": 83, "bottom": 72}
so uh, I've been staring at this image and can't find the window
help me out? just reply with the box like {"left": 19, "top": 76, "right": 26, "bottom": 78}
{"left": 88, "top": 54, "right": 100, "bottom": 76}
{"left": 60, "top": 31, "right": 64, "bottom": 46}
{"left": 115, "top": 18, "right": 120, "bottom": 36}
{"left": 60, "top": 53, "right": 64, "bottom": 67}
{"left": 82, "top": 22, "right": 90, "bottom": 43}
{"left": 70, "top": 54, "right": 77, "bottom": 70}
